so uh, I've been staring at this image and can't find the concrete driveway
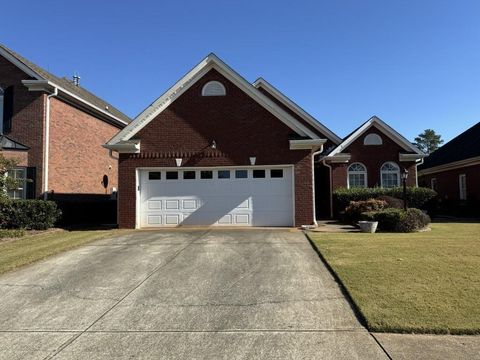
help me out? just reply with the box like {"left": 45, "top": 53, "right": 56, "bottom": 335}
{"left": 0, "top": 229, "right": 388, "bottom": 359}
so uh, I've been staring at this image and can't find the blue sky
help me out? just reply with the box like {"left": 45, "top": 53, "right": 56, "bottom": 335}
{"left": 2, "top": 0, "right": 479, "bottom": 142}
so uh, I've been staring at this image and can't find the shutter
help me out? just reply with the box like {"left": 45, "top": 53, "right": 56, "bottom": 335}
{"left": 3, "top": 86, "right": 14, "bottom": 133}
{"left": 26, "top": 167, "right": 36, "bottom": 199}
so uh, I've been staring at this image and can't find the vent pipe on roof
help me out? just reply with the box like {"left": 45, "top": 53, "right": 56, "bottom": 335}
{"left": 72, "top": 73, "right": 81, "bottom": 86}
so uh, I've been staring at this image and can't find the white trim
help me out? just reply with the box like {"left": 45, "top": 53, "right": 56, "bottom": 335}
{"left": 327, "top": 116, "right": 425, "bottom": 157}
{"left": 253, "top": 78, "right": 342, "bottom": 145}
{"left": 22, "top": 80, "right": 129, "bottom": 127}
{"left": 289, "top": 139, "right": 326, "bottom": 150}
{"left": 380, "top": 161, "right": 401, "bottom": 188}
{"left": 43, "top": 87, "right": 58, "bottom": 199}
{"left": 347, "top": 162, "right": 368, "bottom": 189}
{"left": 103, "top": 140, "right": 140, "bottom": 153}
{"left": 135, "top": 164, "right": 296, "bottom": 229}
{"left": 418, "top": 156, "right": 480, "bottom": 176}
{"left": 399, "top": 153, "right": 427, "bottom": 162}
{"left": 201, "top": 81, "right": 226, "bottom": 96}
{"left": 107, "top": 54, "right": 320, "bottom": 146}
{"left": 0, "top": 47, "right": 43, "bottom": 80}
{"left": 363, "top": 133, "right": 383, "bottom": 145}
{"left": 323, "top": 153, "right": 351, "bottom": 163}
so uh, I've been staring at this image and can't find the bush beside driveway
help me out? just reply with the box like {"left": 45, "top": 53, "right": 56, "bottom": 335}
{"left": 308, "top": 222, "right": 480, "bottom": 334}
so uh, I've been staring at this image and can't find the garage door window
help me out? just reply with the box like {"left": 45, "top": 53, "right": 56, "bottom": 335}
{"left": 253, "top": 169, "right": 265, "bottom": 178}
{"left": 235, "top": 170, "right": 248, "bottom": 178}
{"left": 218, "top": 170, "right": 230, "bottom": 179}
{"left": 183, "top": 171, "right": 196, "bottom": 180}
{"left": 149, "top": 172, "right": 161, "bottom": 180}
{"left": 270, "top": 169, "right": 283, "bottom": 178}
{"left": 201, "top": 171, "right": 213, "bottom": 179}
{"left": 166, "top": 171, "right": 178, "bottom": 180}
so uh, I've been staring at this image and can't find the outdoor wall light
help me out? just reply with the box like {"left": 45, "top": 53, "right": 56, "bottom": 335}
{"left": 175, "top": 158, "right": 182, "bottom": 167}
{"left": 211, "top": 140, "right": 217, "bottom": 149}
{"left": 250, "top": 157, "right": 256, "bottom": 165}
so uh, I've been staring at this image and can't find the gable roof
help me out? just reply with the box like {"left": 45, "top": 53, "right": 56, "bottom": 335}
{"left": 326, "top": 116, "right": 426, "bottom": 157}
{"left": 0, "top": 44, "right": 130, "bottom": 126}
{"left": 252, "top": 78, "right": 342, "bottom": 145}
{"left": 0, "top": 135, "right": 29, "bottom": 150}
{"left": 106, "top": 53, "right": 322, "bottom": 146}
{"left": 419, "top": 122, "right": 480, "bottom": 170}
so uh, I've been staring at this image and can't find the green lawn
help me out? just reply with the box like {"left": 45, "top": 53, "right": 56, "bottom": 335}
{"left": 0, "top": 229, "right": 128, "bottom": 275}
{"left": 308, "top": 223, "right": 480, "bottom": 334}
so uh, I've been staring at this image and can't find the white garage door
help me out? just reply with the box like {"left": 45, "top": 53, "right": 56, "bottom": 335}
{"left": 138, "top": 167, "right": 294, "bottom": 227}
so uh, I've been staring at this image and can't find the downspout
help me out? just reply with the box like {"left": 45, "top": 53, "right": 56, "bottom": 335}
{"left": 43, "top": 87, "right": 58, "bottom": 200}
{"left": 322, "top": 159, "right": 333, "bottom": 218}
{"left": 311, "top": 146, "right": 324, "bottom": 227}
{"left": 415, "top": 158, "right": 424, "bottom": 187}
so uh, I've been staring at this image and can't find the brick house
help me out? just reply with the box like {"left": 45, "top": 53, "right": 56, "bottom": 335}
{"left": 0, "top": 44, "right": 130, "bottom": 200}
{"left": 319, "top": 116, "right": 427, "bottom": 216}
{"left": 418, "top": 122, "right": 480, "bottom": 212}
{"left": 105, "top": 54, "right": 426, "bottom": 228}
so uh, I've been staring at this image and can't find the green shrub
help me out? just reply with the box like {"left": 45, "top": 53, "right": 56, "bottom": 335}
{"left": 396, "top": 208, "right": 431, "bottom": 233}
{"left": 344, "top": 198, "right": 387, "bottom": 223}
{"left": 361, "top": 208, "right": 431, "bottom": 233}
{"left": 333, "top": 187, "right": 437, "bottom": 215}
{"left": 0, "top": 200, "right": 61, "bottom": 230}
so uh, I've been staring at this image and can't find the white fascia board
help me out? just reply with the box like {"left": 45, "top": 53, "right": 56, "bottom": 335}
{"left": 289, "top": 138, "right": 327, "bottom": 150}
{"left": 253, "top": 78, "right": 342, "bottom": 145}
{"left": 107, "top": 54, "right": 320, "bottom": 146}
{"left": 418, "top": 156, "right": 480, "bottom": 176}
{"left": 103, "top": 140, "right": 140, "bottom": 153}
{"left": 0, "top": 48, "right": 43, "bottom": 80}
{"left": 324, "top": 153, "right": 351, "bottom": 163}
{"left": 327, "top": 116, "right": 425, "bottom": 157}
{"left": 22, "top": 80, "right": 129, "bottom": 127}
{"left": 399, "top": 153, "right": 428, "bottom": 162}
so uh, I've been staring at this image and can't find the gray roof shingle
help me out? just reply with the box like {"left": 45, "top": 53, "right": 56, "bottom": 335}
{"left": 419, "top": 122, "right": 480, "bottom": 169}
{"left": 0, "top": 44, "right": 130, "bottom": 124}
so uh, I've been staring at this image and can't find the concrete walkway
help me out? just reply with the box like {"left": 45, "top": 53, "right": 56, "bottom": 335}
{"left": 0, "top": 229, "right": 478, "bottom": 359}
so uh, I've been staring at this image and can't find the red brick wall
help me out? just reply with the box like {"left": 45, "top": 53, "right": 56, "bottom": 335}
{"left": 118, "top": 69, "right": 314, "bottom": 228}
{"left": 331, "top": 126, "right": 417, "bottom": 190}
{"left": 0, "top": 56, "right": 46, "bottom": 197}
{"left": 48, "top": 97, "right": 120, "bottom": 194}
{"left": 420, "top": 164, "right": 480, "bottom": 202}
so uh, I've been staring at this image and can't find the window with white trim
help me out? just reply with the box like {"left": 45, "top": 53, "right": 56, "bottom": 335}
{"left": 363, "top": 133, "right": 383, "bottom": 145}
{"left": 6, "top": 168, "right": 26, "bottom": 199}
{"left": 347, "top": 163, "right": 367, "bottom": 188}
{"left": 380, "top": 162, "right": 400, "bottom": 188}
{"left": 459, "top": 174, "right": 467, "bottom": 200}
{"left": 201, "top": 81, "right": 226, "bottom": 96}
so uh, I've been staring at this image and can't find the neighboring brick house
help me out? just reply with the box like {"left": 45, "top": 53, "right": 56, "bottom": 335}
{"left": 319, "top": 116, "right": 427, "bottom": 216}
{"left": 105, "top": 54, "right": 425, "bottom": 228}
{"left": 0, "top": 45, "right": 130, "bottom": 200}
{"left": 418, "top": 122, "right": 480, "bottom": 212}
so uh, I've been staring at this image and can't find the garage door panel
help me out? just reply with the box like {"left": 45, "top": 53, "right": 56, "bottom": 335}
{"left": 139, "top": 167, "right": 293, "bottom": 227}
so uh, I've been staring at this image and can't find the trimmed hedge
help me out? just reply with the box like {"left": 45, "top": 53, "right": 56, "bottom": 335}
{"left": 361, "top": 208, "right": 431, "bottom": 233}
{"left": 333, "top": 187, "right": 437, "bottom": 215}
{"left": 0, "top": 200, "right": 61, "bottom": 230}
